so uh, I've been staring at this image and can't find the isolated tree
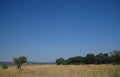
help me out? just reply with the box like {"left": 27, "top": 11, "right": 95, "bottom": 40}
{"left": 56, "top": 58, "right": 65, "bottom": 65}
{"left": 13, "top": 56, "right": 27, "bottom": 69}
{"left": 2, "top": 65, "right": 8, "bottom": 70}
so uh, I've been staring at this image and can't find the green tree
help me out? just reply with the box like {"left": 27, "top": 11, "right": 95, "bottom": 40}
{"left": 96, "top": 53, "right": 105, "bottom": 64}
{"left": 85, "top": 54, "right": 96, "bottom": 64}
{"left": 102, "top": 53, "right": 109, "bottom": 64}
{"left": 2, "top": 65, "right": 8, "bottom": 70}
{"left": 13, "top": 56, "right": 27, "bottom": 69}
{"left": 96, "top": 53, "right": 110, "bottom": 64}
{"left": 67, "top": 56, "right": 84, "bottom": 65}
{"left": 110, "top": 50, "right": 120, "bottom": 64}
{"left": 56, "top": 58, "right": 65, "bottom": 65}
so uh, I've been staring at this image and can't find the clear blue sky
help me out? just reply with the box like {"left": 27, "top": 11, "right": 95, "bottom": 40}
{"left": 0, "top": 0, "right": 120, "bottom": 62}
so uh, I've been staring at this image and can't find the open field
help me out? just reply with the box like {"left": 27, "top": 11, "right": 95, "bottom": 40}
{"left": 0, "top": 65, "right": 120, "bottom": 77}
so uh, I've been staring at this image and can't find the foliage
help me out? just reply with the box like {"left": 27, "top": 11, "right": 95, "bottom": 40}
{"left": 67, "top": 56, "right": 84, "bottom": 65}
{"left": 96, "top": 53, "right": 110, "bottom": 64}
{"left": 110, "top": 50, "right": 120, "bottom": 64}
{"left": 2, "top": 65, "right": 8, "bottom": 70}
{"left": 85, "top": 54, "right": 96, "bottom": 64}
{"left": 56, "top": 50, "right": 120, "bottom": 65}
{"left": 56, "top": 58, "right": 65, "bottom": 65}
{"left": 13, "top": 56, "right": 27, "bottom": 69}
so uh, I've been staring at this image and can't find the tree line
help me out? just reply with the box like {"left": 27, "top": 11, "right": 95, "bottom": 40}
{"left": 56, "top": 50, "right": 120, "bottom": 65}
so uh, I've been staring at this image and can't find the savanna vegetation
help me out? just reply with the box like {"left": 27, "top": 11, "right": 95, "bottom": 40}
{"left": 13, "top": 56, "right": 27, "bottom": 69}
{"left": 1, "top": 64, "right": 8, "bottom": 70}
{"left": 56, "top": 50, "right": 120, "bottom": 65}
{"left": 0, "top": 65, "right": 120, "bottom": 77}
{"left": 0, "top": 50, "right": 120, "bottom": 77}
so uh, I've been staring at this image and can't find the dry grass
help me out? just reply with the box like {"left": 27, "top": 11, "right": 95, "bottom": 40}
{"left": 0, "top": 65, "right": 120, "bottom": 77}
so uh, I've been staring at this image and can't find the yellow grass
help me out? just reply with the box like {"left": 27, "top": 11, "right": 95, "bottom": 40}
{"left": 0, "top": 65, "right": 120, "bottom": 77}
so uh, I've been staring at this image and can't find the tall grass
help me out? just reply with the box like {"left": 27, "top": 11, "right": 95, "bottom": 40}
{"left": 0, "top": 65, "right": 120, "bottom": 77}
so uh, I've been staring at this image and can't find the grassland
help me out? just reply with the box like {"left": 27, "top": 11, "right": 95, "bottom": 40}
{"left": 0, "top": 65, "right": 120, "bottom": 77}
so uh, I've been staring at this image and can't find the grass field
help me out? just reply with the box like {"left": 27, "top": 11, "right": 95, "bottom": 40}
{"left": 0, "top": 65, "right": 120, "bottom": 77}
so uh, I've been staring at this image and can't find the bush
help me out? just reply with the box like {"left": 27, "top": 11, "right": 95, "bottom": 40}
{"left": 2, "top": 65, "right": 8, "bottom": 70}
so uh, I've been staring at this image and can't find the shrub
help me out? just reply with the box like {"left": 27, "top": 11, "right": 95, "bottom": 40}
{"left": 2, "top": 65, "right": 8, "bottom": 70}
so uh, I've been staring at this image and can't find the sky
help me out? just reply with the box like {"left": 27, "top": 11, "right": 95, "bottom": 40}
{"left": 0, "top": 0, "right": 120, "bottom": 62}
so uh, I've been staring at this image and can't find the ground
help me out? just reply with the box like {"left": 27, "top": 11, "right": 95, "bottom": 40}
{"left": 0, "top": 64, "right": 120, "bottom": 77}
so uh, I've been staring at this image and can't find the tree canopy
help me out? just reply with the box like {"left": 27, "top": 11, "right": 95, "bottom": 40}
{"left": 56, "top": 50, "right": 120, "bottom": 65}
{"left": 13, "top": 56, "right": 27, "bottom": 69}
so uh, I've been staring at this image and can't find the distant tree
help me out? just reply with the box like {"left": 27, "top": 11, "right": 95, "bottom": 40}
{"left": 13, "top": 56, "right": 27, "bottom": 69}
{"left": 95, "top": 53, "right": 110, "bottom": 64}
{"left": 67, "top": 56, "right": 84, "bottom": 65}
{"left": 102, "top": 53, "right": 110, "bottom": 64}
{"left": 85, "top": 54, "right": 96, "bottom": 64}
{"left": 56, "top": 58, "right": 65, "bottom": 65}
{"left": 110, "top": 50, "right": 120, "bottom": 64}
{"left": 2, "top": 65, "right": 8, "bottom": 70}
{"left": 55, "top": 50, "right": 120, "bottom": 65}
{"left": 96, "top": 53, "right": 104, "bottom": 64}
